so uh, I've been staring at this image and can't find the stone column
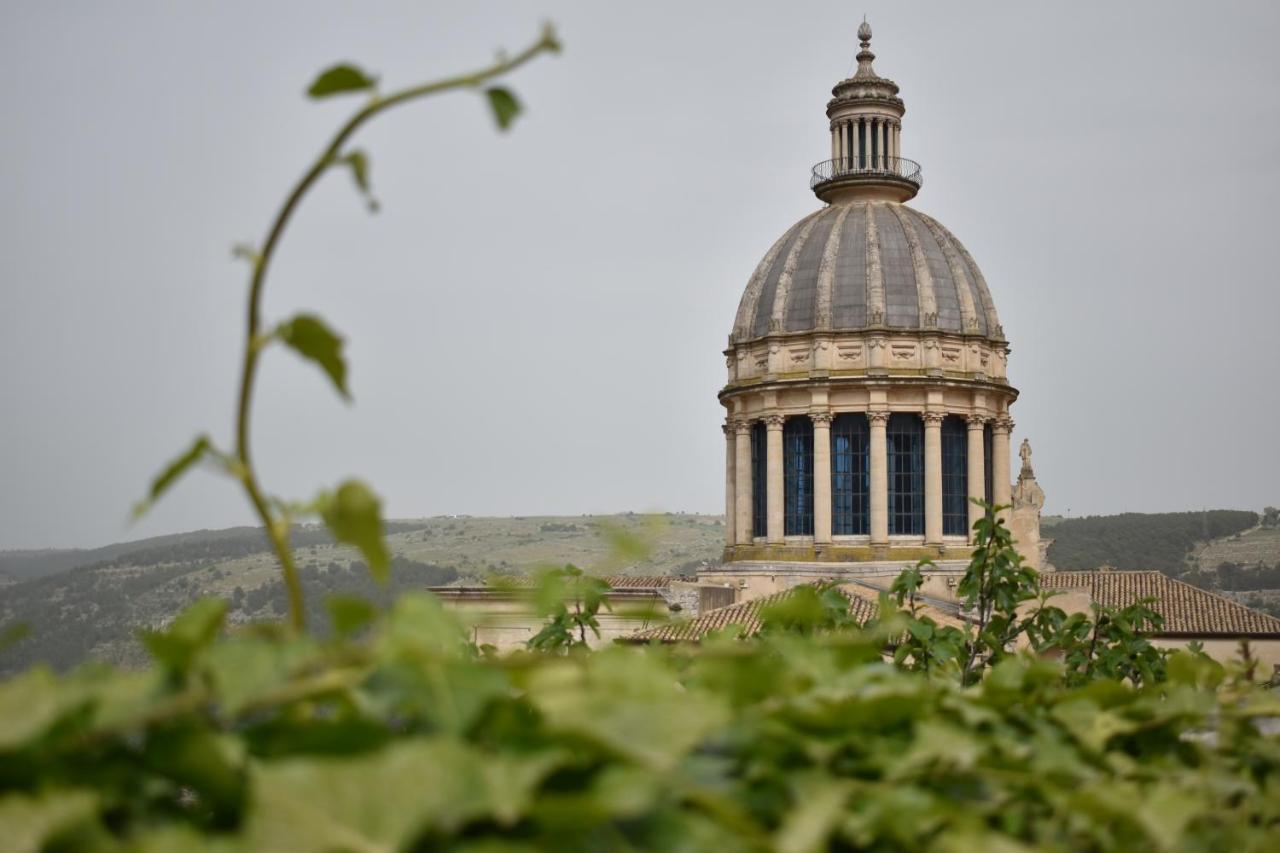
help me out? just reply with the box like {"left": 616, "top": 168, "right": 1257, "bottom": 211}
{"left": 966, "top": 415, "right": 987, "bottom": 540}
{"left": 923, "top": 412, "right": 944, "bottom": 544}
{"left": 765, "top": 415, "right": 785, "bottom": 543}
{"left": 992, "top": 416, "right": 1013, "bottom": 523}
{"left": 868, "top": 411, "right": 890, "bottom": 545}
{"left": 831, "top": 126, "right": 839, "bottom": 166}
{"left": 811, "top": 413, "right": 833, "bottom": 545}
{"left": 723, "top": 422, "right": 736, "bottom": 547}
{"left": 881, "top": 121, "right": 889, "bottom": 169}
{"left": 851, "top": 119, "right": 860, "bottom": 170}
{"left": 734, "top": 420, "right": 753, "bottom": 545}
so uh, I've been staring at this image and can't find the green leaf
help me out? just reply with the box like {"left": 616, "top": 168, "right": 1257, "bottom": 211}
{"left": 0, "top": 790, "right": 99, "bottom": 853}
{"left": 139, "top": 598, "right": 228, "bottom": 675}
{"left": 319, "top": 480, "right": 390, "bottom": 582}
{"left": 337, "top": 149, "right": 378, "bottom": 212}
{"left": 485, "top": 86, "right": 521, "bottom": 131}
{"left": 326, "top": 596, "right": 377, "bottom": 639}
{"left": 134, "top": 434, "right": 211, "bottom": 517}
{"left": 277, "top": 314, "right": 350, "bottom": 400}
{"left": 307, "top": 64, "right": 377, "bottom": 98}
{"left": 243, "top": 739, "right": 519, "bottom": 850}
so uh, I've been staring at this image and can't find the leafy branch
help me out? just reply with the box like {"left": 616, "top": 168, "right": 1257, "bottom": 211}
{"left": 137, "top": 25, "right": 562, "bottom": 631}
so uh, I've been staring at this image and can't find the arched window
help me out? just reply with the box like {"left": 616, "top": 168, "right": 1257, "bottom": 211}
{"left": 783, "top": 417, "right": 814, "bottom": 536}
{"left": 887, "top": 413, "right": 924, "bottom": 535}
{"left": 751, "top": 421, "right": 767, "bottom": 538}
{"left": 942, "top": 416, "right": 968, "bottom": 536}
{"left": 831, "top": 414, "right": 869, "bottom": 535}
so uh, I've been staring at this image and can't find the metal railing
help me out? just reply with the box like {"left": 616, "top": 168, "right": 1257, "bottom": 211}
{"left": 810, "top": 156, "right": 923, "bottom": 190}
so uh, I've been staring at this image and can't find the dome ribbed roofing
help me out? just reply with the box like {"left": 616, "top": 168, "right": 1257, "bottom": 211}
{"left": 731, "top": 201, "right": 1002, "bottom": 344}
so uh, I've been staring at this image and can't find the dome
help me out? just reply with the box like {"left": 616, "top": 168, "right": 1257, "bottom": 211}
{"left": 730, "top": 200, "right": 1003, "bottom": 345}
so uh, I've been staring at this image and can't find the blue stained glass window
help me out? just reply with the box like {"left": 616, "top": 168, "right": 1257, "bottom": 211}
{"left": 751, "top": 421, "right": 767, "bottom": 537}
{"left": 942, "top": 416, "right": 969, "bottom": 536}
{"left": 831, "top": 414, "right": 869, "bottom": 535}
{"left": 888, "top": 413, "right": 924, "bottom": 535}
{"left": 983, "top": 423, "right": 993, "bottom": 508}
{"left": 783, "top": 417, "right": 814, "bottom": 536}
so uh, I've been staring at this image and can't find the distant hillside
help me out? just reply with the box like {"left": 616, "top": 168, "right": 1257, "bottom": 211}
{"left": 0, "top": 513, "right": 724, "bottom": 673}
{"left": 0, "top": 522, "right": 430, "bottom": 584}
{"left": 1046, "top": 510, "right": 1259, "bottom": 574}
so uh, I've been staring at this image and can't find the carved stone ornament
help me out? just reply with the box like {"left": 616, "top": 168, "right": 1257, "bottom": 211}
{"left": 809, "top": 412, "right": 834, "bottom": 426}
{"left": 869, "top": 309, "right": 885, "bottom": 325}
{"left": 966, "top": 414, "right": 989, "bottom": 427}
{"left": 836, "top": 343, "right": 863, "bottom": 360}
{"left": 866, "top": 411, "right": 891, "bottom": 425}
{"left": 994, "top": 415, "right": 1014, "bottom": 432}
{"left": 765, "top": 414, "right": 786, "bottom": 428}
{"left": 733, "top": 419, "right": 753, "bottom": 434}
{"left": 891, "top": 344, "right": 916, "bottom": 360}
{"left": 788, "top": 346, "right": 809, "bottom": 364}
{"left": 922, "top": 412, "right": 946, "bottom": 425}
{"left": 941, "top": 346, "right": 961, "bottom": 363}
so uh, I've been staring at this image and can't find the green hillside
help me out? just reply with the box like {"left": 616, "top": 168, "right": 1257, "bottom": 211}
{"left": 0, "top": 514, "right": 724, "bottom": 673}
{"left": 1044, "top": 510, "right": 1258, "bottom": 574}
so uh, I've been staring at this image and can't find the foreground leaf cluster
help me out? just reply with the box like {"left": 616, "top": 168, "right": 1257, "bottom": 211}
{"left": 2, "top": 593, "right": 1278, "bottom": 851}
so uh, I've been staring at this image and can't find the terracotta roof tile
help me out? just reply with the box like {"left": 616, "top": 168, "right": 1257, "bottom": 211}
{"left": 622, "top": 584, "right": 884, "bottom": 643}
{"left": 1042, "top": 571, "right": 1280, "bottom": 637}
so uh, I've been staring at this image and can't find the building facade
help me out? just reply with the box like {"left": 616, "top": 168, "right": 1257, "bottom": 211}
{"left": 721, "top": 21, "right": 1021, "bottom": 566}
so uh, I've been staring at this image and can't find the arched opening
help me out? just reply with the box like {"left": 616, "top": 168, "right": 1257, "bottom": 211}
{"left": 783, "top": 417, "right": 814, "bottom": 536}
{"left": 942, "top": 416, "right": 968, "bottom": 536}
{"left": 831, "top": 414, "right": 870, "bottom": 535}
{"left": 888, "top": 413, "right": 924, "bottom": 535}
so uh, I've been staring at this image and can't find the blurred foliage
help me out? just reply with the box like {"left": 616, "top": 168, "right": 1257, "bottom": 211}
{"left": 1, "top": 581, "right": 1278, "bottom": 850}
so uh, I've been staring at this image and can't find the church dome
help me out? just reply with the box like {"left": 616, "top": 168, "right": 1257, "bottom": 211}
{"left": 716, "top": 20, "right": 1020, "bottom": 568}
{"left": 730, "top": 201, "right": 1003, "bottom": 344}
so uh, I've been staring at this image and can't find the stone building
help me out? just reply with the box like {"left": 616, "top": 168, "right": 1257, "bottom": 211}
{"left": 718, "top": 21, "right": 1028, "bottom": 572}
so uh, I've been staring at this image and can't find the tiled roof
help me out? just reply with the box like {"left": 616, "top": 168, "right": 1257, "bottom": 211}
{"left": 487, "top": 575, "right": 672, "bottom": 590}
{"left": 622, "top": 584, "right": 884, "bottom": 644}
{"left": 1042, "top": 571, "right": 1280, "bottom": 637}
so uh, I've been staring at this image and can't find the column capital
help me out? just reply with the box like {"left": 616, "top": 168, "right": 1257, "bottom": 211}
{"left": 732, "top": 418, "right": 753, "bottom": 435}
{"left": 992, "top": 415, "right": 1015, "bottom": 433}
{"left": 867, "top": 410, "right": 891, "bottom": 426}
{"left": 966, "top": 413, "right": 990, "bottom": 428}
{"left": 809, "top": 412, "right": 834, "bottom": 426}
{"left": 764, "top": 414, "right": 786, "bottom": 430}
{"left": 922, "top": 411, "right": 946, "bottom": 426}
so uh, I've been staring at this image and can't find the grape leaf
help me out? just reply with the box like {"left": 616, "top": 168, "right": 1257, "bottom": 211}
{"left": 307, "top": 64, "right": 377, "bottom": 98}
{"left": 277, "top": 314, "right": 349, "bottom": 400}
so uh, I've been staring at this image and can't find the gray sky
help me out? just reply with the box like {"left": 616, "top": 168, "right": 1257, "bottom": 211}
{"left": 2, "top": 1, "right": 1278, "bottom": 550}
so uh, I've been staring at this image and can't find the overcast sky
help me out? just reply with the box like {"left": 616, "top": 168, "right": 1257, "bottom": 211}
{"left": 2, "top": 1, "right": 1278, "bottom": 550}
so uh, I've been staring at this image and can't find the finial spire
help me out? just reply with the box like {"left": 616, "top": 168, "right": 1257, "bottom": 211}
{"left": 854, "top": 17, "right": 877, "bottom": 78}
